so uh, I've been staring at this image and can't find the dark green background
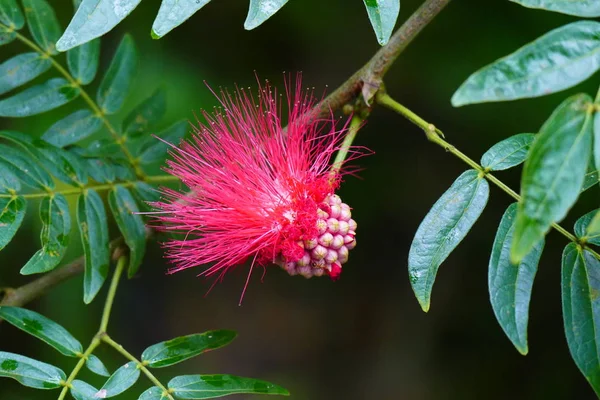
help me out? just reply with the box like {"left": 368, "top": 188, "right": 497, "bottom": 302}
{"left": 1, "top": 0, "right": 598, "bottom": 399}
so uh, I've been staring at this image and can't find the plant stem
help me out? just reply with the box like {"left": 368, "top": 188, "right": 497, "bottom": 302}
{"left": 332, "top": 114, "right": 364, "bottom": 174}
{"left": 376, "top": 92, "right": 598, "bottom": 256}
{"left": 0, "top": 23, "right": 145, "bottom": 179}
{"left": 102, "top": 335, "right": 175, "bottom": 400}
{"left": 57, "top": 256, "right": 127, "bottom": 400}
{"left": 57, "top": 338, "right": 102, "bottom": 400}
{"left": 99, "top": 256, "right": 127, "bottom": 333}
{"left": 0, "top": 174, "right": 179, "bottom": 199}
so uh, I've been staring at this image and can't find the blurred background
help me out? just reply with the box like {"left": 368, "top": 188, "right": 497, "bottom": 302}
{"left": 1, "top": 0, "right": 599, "bottom": 399}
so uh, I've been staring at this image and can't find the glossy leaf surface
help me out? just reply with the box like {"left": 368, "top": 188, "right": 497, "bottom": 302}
{"left": 489, "top": 203, "right": 544, "bottom": 355}
{"left": 480, "top": 133, "right": 535, "bottom": 171}
{"left": 244, "top": 0, "right": 288, "bottom": 30}
{"left": 42, "top": 109, "right": 102, "bottom": 147}
{"left": 0, "top": 351, "right": 65, "bottom": 389}
{"left": 78, "top": 189, "right": 110, "bottom": 303}
{"left": 151, "top": 0, "right": 211, "bottom": 39}
{"left": 21, "top": 194, "right": 71, "bottom": 275}
{"left": 168, "top": 374, "right": 290, "bottom": 399}
{"left": 511, "top": 0, "right": 600, "bottom": 17}
{"left": 96, "top": 34, "right": 137, "bottom": 114}
{"left": 408, "top": 170, "right": 489, "bottom": 312}
{"left": 0, "top": 306, "right": 82, "bottom": 356}
{"left": 362, "top": 0, "right": 400, "bottom": 45}
{"left": 0, "top": 78, "right": 80, "bottom": 117}
{"left": 512, "top": 94, "right": 592, "bottom": 262}
{"left": 562, "top": 244, "right": 600, "bottom": 396}
{"left": 452, "top": 21, "right": 600, "bottom": 106}
{"left": 0, "top": 53, "right": 51, "bottom": 96}
{"left": 142, "top": 330, "right": 237, "bottom": 368}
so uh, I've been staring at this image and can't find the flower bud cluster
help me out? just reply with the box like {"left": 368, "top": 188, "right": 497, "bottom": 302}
{"left": 277, "top": 194, "right": 356, "bottom": 279}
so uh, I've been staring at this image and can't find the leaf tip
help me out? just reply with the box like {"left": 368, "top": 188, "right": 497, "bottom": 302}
{"left": 516, "top": 345, "right": 528, "bottom": 356}
{"left": 150, "top": 29, "right": 161, "bottom": 40}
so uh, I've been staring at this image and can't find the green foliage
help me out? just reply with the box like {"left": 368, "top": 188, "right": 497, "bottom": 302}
{"left": 109, "top": 186, "right": 146, "bottom": 278}
{"left": 101, "top": 362, "right": 141, "bottom": 397}
{"left": 488, "top": 203, "right": 544, "bottom": 355}
{"left": 575, "top": 209, "right": 600, "bottom": 246}
{"left": 480, "top": 133, "right": 535, "bottom": 171}
{"left": 142, "top": 330, "right": 237, "bottom": 368}
{"left": 562, "top": 244, "right": 600, "bottom": 396}
{"left": 0, "top": 306, "right": 82, "bottom": 356}
{"left": 408, "top": 169, "right": 489, "bottom": 312}
{"left": 96, "top": 34, "right": 137, "bottom": 114}
{"left": 0, "top": 351, "right": 65, "bottom": 389}
{"left": 511, "top": 94, "right": 592, "bottom": 263}
{"left": 452, "top": 21, "right": 600, "bottom": 106}
{"left": 511, "top": 0, "right": 600, "bottom": 17}
{"left": 78, "top": 189, "right": 110, "bottom": 303}
{"left": 85, "top": 354, "right": 110, "bottom": 377}
{"left": 168, "top": 375, "right": 290, "bottom": 399}
{"left": 55, "top": 0, "right": 396, "bottom": 48}
{"left": 362, "top": 0, "right": 400, "bottom": 46}
{"left": 0, "top": 53, "right": 51, "bottom": 95}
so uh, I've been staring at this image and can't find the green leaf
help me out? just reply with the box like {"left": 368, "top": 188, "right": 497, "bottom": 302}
{"left": 109, "top": 186, "right": 146, "bottom": 277}
{"left": 96, "top": 34, "right": 137, "bottom": 114}
{"left": 0, "top": 78, "right": 80, "bottom": 117}
{"left": 71, "top": 379, "right": 99, "bottom": 400}
{"left": 0, "top": 306, "right": 82, "bottom": 356}
{"left": 0, "top": 144, "right": 53, "bottom": 189}
{"left": 562, "top": 244, "right": 600, "bottom": 396}
{"left": 41, "top": 109, "right": 102, "bottom": 147}
{"left": 21, "top": 194, "right": 71, "bottom": 275}
{"left": 101, "top": 362, "right": 141, "bottom": 397}
{"left": 244, "top": 0, "right": 289, "bottom": 30}
{"left": 408, "top": 170, "right": 490, "bottom": 312}
{"left": 67, "top": 38, "right": 100, "bottom": 85}
{"left": 78, "top": 189, "right": 110, "bottom": 304}
{"left": 511, "top": 0, "right": 600, "bottom": 17}
{"left": 0, "top": 53, "right": 51, "bottom": 96}
{"left": 151, "top": 0, "right": 211, "bottom": 39}
{"left": 0, "top": 351, "right": 65, "bottom": 389}
{"left": 511, "top": 94, "right": 593, "bottom": 263}
{"left": 169, "top": 374, "right": 290, "bottom": 399}
{"left": 123, "top": 86, "right": 167, "bottom": 136}
{"left": 140, "top": 386, "right": 168, "bottom": 400}
{"left": 586, "top": 211, "right": 600, "bottom": 244}
{"left": 362, "top": 0, "right": 400, "bottom": 46}
{"left": 452, "top": 21, "right": 600, "bottom": 106}
{"left": 0, "top": 0, "right": 24, "bottom": 29}
{"left": 86, "top": 354, "right": 110, "bottom": 377}
{"left": 0, "top": 26, "right": 16, "bottom": 45}
{"left": 583, "top": 169, "right": 599, "bottom": 192}
{"left": 480, "top": 133, "right": 535, "bottom": 171}
{"left": 594, "top": 102, "right": 600, "bottom": 173}
{"left": 142, "top": 330, "right": 237, "bottom": 368}
{"left": 574, "top": 209, "right": 600, "bottom": 246}
{"left": 56, "top": 0, "right": 141, "bottom": 52}
{"left": 22, "top": 0, "right": 61, "bottom": 54}
{"left": 33, "top": 141, "right": 87, "bottom": 186}
{"left": 84, "top": 138, "right": 125, "bottom": 159}
{"left": 137, "top": 120, "right": 187, "bottom": 164}
{"left": 0, "top": 196, "right": 25, "bottom": 250}
{"left": 132, "top": 182, "right": 159, "bottom": 212}
{"left": 488, "top": 203, "right": 544, "bottom": 355}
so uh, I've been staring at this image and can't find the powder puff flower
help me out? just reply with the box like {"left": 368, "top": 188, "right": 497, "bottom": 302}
{"left": 152, "top": 76, "right": 360, "bottom": 296}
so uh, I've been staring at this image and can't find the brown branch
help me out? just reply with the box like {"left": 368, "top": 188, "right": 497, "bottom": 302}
{"left": 0, "top": 238, "right": 125, "bottom": 308}
{"left": 0, "top": 0, "right": 450, "bottom": 309}
{"left": 314, "top": 0, "right": 451, "bottom": 116}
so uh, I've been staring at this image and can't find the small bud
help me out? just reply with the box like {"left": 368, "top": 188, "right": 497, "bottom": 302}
{"left": 317, "top": 219, "right": 327, "bottom": 234}
{"left": 346, "top": 237, "right": 356, "bottom": 250}
{"left": 328, "top": 194, "right": 342, "bottom": 205}
{"left": 313, "top": 267, "right": 325, "bottom": 277}
{"left": 297, "top": 253, "right": 312, "bottom": 267}
{"left": 329, "top": 204, "right": 341, "bottom": 218}
{"left": 325, "top": 249, "right": 338, "bottom": 264}
{"left": 331, "top": 234, "right": 344, "bottom": 249}
{"left": 317, "top": 209, "right": 329, "bottom": 219}
{"left": 318, "top": 232, "right": 334, "bottom": 247}
{"left": 340, "top": 205, "right": 352, "bottom": 221}
{"left": 304, "top": 238, "right": 318, "bottom": 250}
{"left": 348, "top": 219, "right": 357, "bottom": 232}
{"left": 338, "top": 246, "right": 349, "bottom": 263}
{"left": 327, "top": 218, "right": 340, "bottom": 233}
{"left": 338, "top": 221, "right": 349, "bottom": 235}
{"left": 298, "top": 265, "right": 313, "bottom": 278}
{"left": 312, "top": 245, "right": 327, "bottom": 260}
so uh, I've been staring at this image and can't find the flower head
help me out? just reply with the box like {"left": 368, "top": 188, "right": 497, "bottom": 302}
{"left": 152, "top": 76, "right": 359, "bottom": 295}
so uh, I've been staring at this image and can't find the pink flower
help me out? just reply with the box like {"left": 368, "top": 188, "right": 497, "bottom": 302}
{"left": 152, "top": 76, "right": 360, "bottom": 297}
